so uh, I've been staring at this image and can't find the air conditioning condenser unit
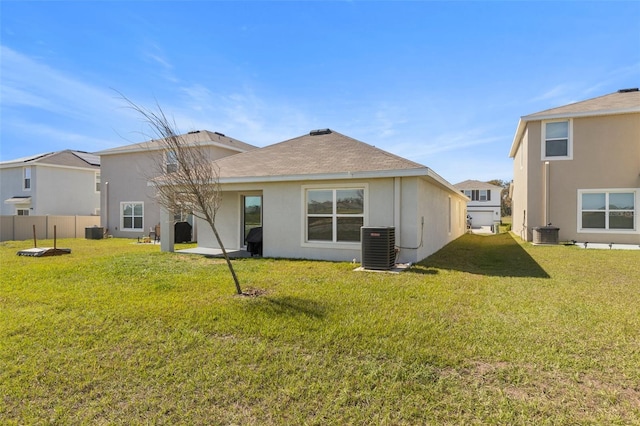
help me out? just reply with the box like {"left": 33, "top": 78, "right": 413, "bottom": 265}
{"left": 361, "top": 226, "right": 395, "bottom": 270}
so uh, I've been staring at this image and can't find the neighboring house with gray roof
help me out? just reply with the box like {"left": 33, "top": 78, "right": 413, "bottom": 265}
{"left": 0, "top": 150, "right": 100, "bottom": 216}
{"left": 509, "top": 88, "right": 640, "bottom": 244}
{"left": 454, "top": 179, "right": 502, "bottom": 228}
{"left": 161, "top": 129, "right": 468, "bottom": 264}
{"left": 96, "top": 130, "right": 257, "bottom": 238}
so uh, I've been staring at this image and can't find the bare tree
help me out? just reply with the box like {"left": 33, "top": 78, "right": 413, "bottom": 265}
{"left": 122, "top": 95, "right": 243, "bottom": 295}
{"left": 487, "top": 179, "right": 512, "bottom": 217}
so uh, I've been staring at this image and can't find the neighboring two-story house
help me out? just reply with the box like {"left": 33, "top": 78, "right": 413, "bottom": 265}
{"left": 96, "top": 130, "right": 257, "bottom": 239}
{"left": 0, "top": 150, "right": 101, "bottom": 216}
{"left": 509, "top": 88, "right": 640, "bottom": 245}
{"left": 454, "top": 179, "right": 502, "bottom": 228}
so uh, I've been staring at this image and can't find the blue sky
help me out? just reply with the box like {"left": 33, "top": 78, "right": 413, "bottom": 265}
{"left": 1, "top": 1, "right": 638, "bottom": 184}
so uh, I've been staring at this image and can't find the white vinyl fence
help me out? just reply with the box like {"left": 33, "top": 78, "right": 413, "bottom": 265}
{"left": 0, "top": 215, "right": 100, "bottom": 242}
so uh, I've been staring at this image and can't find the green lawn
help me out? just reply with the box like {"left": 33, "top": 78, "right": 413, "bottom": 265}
{"left": 1, "top": 234, "right": 639, "bottom": 424}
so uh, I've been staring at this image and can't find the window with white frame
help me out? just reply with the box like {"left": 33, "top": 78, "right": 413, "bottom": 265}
{"left": 95, "top": 172, "right": 101, "bottom": 192}
{"left": 579, "top": 190, "right": 636, "bottom": 232}
{"left": 166, "top": 150, "right": 178, "bottom": 174}
{"left": 462, "top": 189, "right": 491, "bottom": 202}
{"left": 16, "top": 208, "right": 29, "bottom": 216}
{"left": 121, "top": 202, "right": 144, "bottom": 231}
{"left": 306, "top": 188, "right": 364, "bottom": 243}
{"left": 543, "top": 120, "right": 572, "bottom": 160}
{"left": 23, "top": 167, "right": 31, "bottom": 190}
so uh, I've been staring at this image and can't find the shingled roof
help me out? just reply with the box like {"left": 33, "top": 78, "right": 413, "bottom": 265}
{"left": 454, "top": 179, "right": 502, "bottom": 190}
{"left": 510, "top": 89, "right": 640, "bottom": 157}
{"left": 0, "top": 150, "right": 100, "bottom": 168}
{"left": 523, "top": 88, "right": 640, "bottom": 120}
{"left": 96, "top": 130, "right": 257, "bottom": 156}
{"left": 213, "top": 129, "right": 427, "bottom": 181}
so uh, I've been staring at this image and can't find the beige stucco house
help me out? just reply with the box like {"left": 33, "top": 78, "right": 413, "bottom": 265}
{"left": 96, "top": 130, "right": 256, "bottom": 239}
{"left": 454, "top": 179, "right": 502, "bottom": 228}
{"left": 509, "top": 88, "right": 640, "bottom": 245}
{"left": 161, "top": 129, "right": 468, "bottom": 264}
{"left": 1, "top": 150, "right": 100, "bottom": 216}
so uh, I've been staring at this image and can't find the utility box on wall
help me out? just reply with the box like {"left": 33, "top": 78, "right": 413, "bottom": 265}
{"left": 361, "top": 226, "right": 395, "bottom": 270}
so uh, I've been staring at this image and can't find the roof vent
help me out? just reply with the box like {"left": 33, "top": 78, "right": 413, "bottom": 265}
{"left": 310, "top": 128, "right": 332, "bottom": 136}
{"left": 618, "top": 88, "right": 639, "bottom": 93}
{"left": 214, "top": 131, "right": 225, "bottom": 137}
{"left": 187, "top": 130, "right": 201, "bottom": 134}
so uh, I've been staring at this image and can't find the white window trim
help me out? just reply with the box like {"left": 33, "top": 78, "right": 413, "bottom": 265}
{"left": 16, "top": 208, "right": 30, "bottom": 216}
{"left": 23, "top": 166, "right": 32, "bottom": 191}
{"left": 301, "top": 183, "right": 368, "bottom": 250}
{"left": 166, "top": 151, "right": 178, "bottom": 174}
{"left": 577, "top": 189, "right": 638, "bottom": 234}
{"left": 120, "top": 201, "right": 144, "bottom": 232}
{"left": 542, "top": 119, "right": 573, "bottom": 161}
{"left": 95, "top": 172, "right": 101, "bottom": 193}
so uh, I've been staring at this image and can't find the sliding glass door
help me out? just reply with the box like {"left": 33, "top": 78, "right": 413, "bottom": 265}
{"left": 242, "top": 195, "right": 262, "bottom": 246}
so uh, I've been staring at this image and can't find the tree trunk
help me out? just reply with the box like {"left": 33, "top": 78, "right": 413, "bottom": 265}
{"left": 210, "top": 224, "right": 242, "bottom": 295}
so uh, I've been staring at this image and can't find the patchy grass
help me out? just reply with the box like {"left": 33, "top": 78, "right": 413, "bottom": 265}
{"left": 1, "top": 234, "right": 639, "bottom": 424}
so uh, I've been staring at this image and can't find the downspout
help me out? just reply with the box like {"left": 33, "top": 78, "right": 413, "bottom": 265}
{"left": 104, "top": 181, "right": 109, "bottom": 234}
{"left": 544, "top": 161, "right": 550, "bottom": 225}
{"left": 394, "top": 177, "right": 401, "bottom": 243}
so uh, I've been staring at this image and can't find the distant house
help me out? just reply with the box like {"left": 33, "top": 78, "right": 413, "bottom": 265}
{"left": 0, "top": 150, "right": 100, "bottom": 216}
{"left": 96, "top": 130, "right": 257, "bottom": 239}
{"left": 161, "top": 129, "right": 468, "bottom": 264}
{"left": 509, "top": 88, "right": 640, "bottom": 244}
{"left": 454, "top": 180, "right": 502, "bottom": 228}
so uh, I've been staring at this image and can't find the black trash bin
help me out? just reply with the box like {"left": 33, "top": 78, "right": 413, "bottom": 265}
{"left": 532, "top": 226, "right": 559, "bottom": 244}
{"left": 245, "top": 227, "right": 263, "bottom": 256}
{"left": 174, "top": 221, "right": 192, "bottom": 243}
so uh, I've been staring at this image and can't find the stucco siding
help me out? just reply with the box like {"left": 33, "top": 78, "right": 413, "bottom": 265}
{"left": 417, "top": 177, "right": 466, "bottom": 261}
{"left": 100, "top": 151, "right": 159, "bottom": 238}
{"left": 515, "top": 113, "right": 640, "bottom": 244}
{"left": 100, "top": 145, "right": 247, "bottom": 238}
{"left": 1, "top": 165, "right": 99, "bottom": 216}
{"left": 0, "top": 167, "right": 28, "bottom": 215}
{"left": 194, "top": 176, "right": 465, "bottom": 263}
{"left": 547, "top": 114, "right": 640, "bottom": 244}
{"left": 34, "top": 166, "right": 100, "bottom": 216}
{"left": 511, "top": 128, "right": 529, "bottom": 240}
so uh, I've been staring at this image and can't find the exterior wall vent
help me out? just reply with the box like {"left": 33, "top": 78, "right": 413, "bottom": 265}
{"left": 310, "top": 129, "right": 332, "bottom": 136}
{"left": 361, "top": 226, "right": 395, "bottom": 270}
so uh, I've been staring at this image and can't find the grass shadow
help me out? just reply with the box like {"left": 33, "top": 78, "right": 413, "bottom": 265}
{"left": 251, "top": 295, "right": 328, "bottom": 319}
{"left": 414, "top": 233, "right": 550, "bottom": 278}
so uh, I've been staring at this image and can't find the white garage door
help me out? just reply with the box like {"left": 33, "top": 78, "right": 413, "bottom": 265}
{"left": 469, "top": 211, "right": 494, "bottom": 227}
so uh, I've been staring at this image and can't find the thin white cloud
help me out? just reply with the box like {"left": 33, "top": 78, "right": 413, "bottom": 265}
{"left": 142, "top": 42, "right": 179, "bottom": 83}
{"left": 0, "top": 45, "right": 126, "bottom": 120}
{"left": 172, "top": 84, "right": 312, "bottom": 145}
{"left": 531, "top": 84, "right": 569, "bottom": 103}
